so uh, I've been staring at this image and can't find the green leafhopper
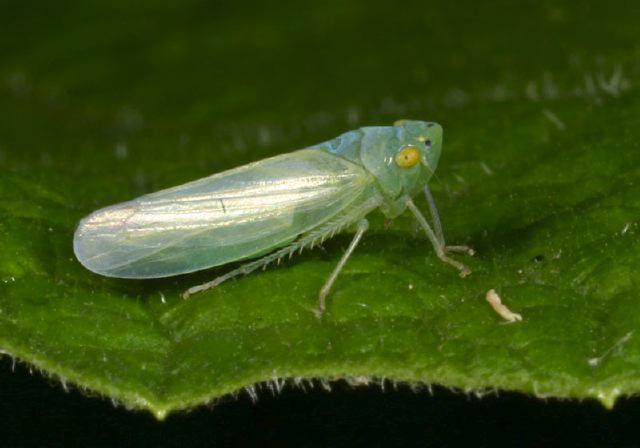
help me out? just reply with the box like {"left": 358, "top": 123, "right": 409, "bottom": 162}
{"left": 74, "top": 120, "right": 472, "bottom": 316}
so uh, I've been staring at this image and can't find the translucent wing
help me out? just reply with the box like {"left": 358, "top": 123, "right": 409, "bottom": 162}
{"left": 73, "top": 149, "right": 374, "bottom": 278}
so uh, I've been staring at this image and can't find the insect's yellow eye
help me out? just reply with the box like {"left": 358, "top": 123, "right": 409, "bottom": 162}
{"left": 394, "top": 145, "right": 421, "bottom": 168}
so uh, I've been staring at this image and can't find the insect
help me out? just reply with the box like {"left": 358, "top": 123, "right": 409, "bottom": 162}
{"left": 74, "top": 120, "right": 473, "bottom": 317}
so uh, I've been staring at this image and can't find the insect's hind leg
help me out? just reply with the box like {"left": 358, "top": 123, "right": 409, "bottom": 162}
{"left": 182, "top": 244, "right": 297, "bottom": 299}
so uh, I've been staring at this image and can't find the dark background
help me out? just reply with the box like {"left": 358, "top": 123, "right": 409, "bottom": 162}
{"left": 1, "top": 359, "right": 639, "bottom": 447}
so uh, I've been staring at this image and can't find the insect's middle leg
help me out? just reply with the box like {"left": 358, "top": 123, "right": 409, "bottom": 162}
{"left": 182, "top": 197, "right": 381, "bottom": 301}
{"left": 314, "top": 218, "right": 369, "bottom": 319}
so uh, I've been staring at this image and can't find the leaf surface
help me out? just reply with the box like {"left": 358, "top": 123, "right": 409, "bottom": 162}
{"left": 1, "top": 0, "right": 639, "bottom": 418}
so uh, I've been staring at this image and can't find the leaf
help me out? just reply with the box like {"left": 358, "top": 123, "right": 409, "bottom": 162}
{"left": 1, "top": 0, "right": 639, "bottom": 418}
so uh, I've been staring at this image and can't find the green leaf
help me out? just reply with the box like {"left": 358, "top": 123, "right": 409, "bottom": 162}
{"left": 1, "top": 0, "right": 639, "bottom": 418}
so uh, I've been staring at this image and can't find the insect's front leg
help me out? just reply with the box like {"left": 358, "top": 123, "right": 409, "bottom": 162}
{"left": 406, "top": 197, "right": 471, "bottom": 277}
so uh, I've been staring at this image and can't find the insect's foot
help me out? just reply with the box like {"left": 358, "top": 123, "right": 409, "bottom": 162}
{"left": 313, "top": 291, "right": 328, "bottom": 319}
{"left": 181, "top": 284, "right": 212, "bottom": 299}
{"left": 445, "top": 245, "right": 475, "bottom": 256}
{"left": 437, "top": 251, "right": 472, "bottom": 278}
{"left": 182, "top": 278, "right": 222, "bottom": 299}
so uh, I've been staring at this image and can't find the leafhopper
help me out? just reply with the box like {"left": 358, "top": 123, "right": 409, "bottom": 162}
{"left": 74, "top": 120, "right": 472, "bottom": 316}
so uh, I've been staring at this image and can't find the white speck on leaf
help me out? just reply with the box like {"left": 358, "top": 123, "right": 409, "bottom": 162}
{"left": 621, "top": 222, "right": 631, "bottom": 235}
{"left": 453, "top": 174, "right": 466, "bottom": 184}
{"left": 114, "top": 142, "right": 128, "bottom": 159}
{"left": 485, "top": 289, "right": 522, "bottom": 323}
{"left": 525, "top": 81, "right": 540, "bottom": 101}
{"left": 542, "top": 109, "right": 566, "bottom": 131}
{"left": 479, "top": 161, "right": 494, "bottom": 176}
{"left": 597, "top": 65, "right": 631, "bottom": 97}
